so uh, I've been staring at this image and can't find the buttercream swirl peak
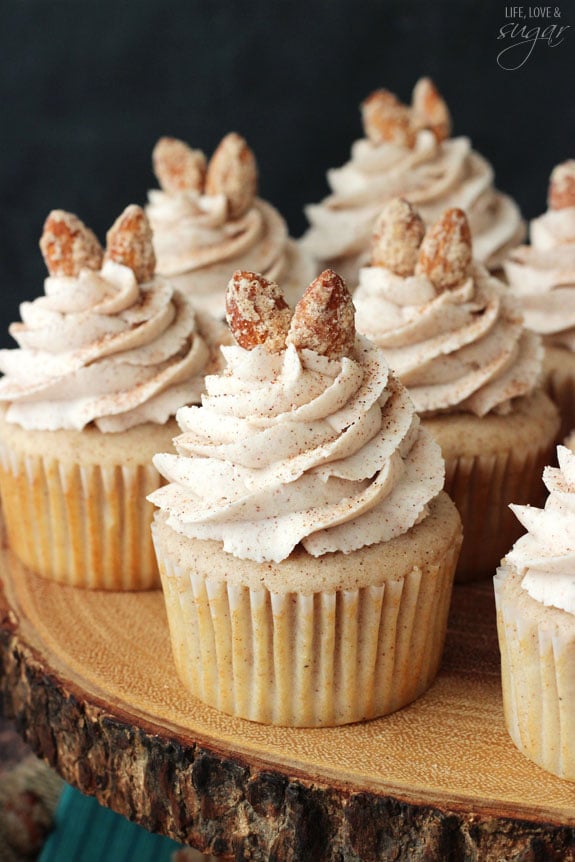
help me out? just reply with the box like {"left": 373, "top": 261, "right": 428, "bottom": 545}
{"left": 302, "top": 77, "right": 524, "bottom": 281}
{"left": 147, "top": 133, "right": 315, "bottom": 315}
{"left": 0, "top": 206, "right": 223, "bottom": 432}
{"left": 505, "top": 445, "right": 575, "bottom": 615}
{"left": 149, "top": 270, "right": 445, "bottom": 563}
{"left": 504, "top": 160, "right": 575, "bottom": 348}
{"left": 355, "top": 201, "right": 542, "bottom": 417}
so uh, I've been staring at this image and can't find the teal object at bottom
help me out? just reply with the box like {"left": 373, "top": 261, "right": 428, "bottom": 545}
{"left": 39, "top": 784, "right": 183, "bottom": 862}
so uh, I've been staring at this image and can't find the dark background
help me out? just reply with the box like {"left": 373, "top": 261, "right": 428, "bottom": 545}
{"left": 1, "top": 0, "right": 573, "bottom": 349}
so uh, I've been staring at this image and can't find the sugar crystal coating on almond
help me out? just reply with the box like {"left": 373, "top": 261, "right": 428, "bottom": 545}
{"left": 416, "top": 208, "right": 472, "bottom": 290}
{"left": 152, "top": 137, "right": 207, "bottom": 193}
{"left": 361, "top": 89, "right": 416, "bottom": 149}
{"left": 287, "top": 270, "right": 356, "bottom": 360}
{"left": 371, "top": 198, "right": 425, "bottom": 275}
{"left": 205, "top": 132, "right": 258, "bottom": 219}
{"left": 548, "top": 160, "right": 575, "bottom": 211}
{"left": 226, "top": 270, "right": 292, "bottom": 353}
{"left": 104, "top": 205, "right": 156, "bottom": 283}
{"left": 411, "top": 77, "right": 451, "bottom": 143}
{"left": 39, "top": 210, "right": 103, "bottom": 277}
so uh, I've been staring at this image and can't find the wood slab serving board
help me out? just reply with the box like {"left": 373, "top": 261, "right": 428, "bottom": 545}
{"left": 0, "top": 540, "right": 574, "bottom": 861}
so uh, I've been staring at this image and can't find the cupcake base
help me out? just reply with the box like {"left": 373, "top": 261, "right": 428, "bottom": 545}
{"left": 152, "top": 492, "right": 462, "bottom": 727}
{"left": 543, "top": 344, "right": 575, "bottom": 443}
{"left": 494, "top": 564, "right": 575, "bottom": 782}
{"left": 423, "top": 390, "right": 559, "bottom": 583}
{"left": 0, "top": 408, "right": 178, "bottom": 590}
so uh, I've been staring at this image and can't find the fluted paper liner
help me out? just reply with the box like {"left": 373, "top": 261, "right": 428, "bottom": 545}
{"left": 0, "top": 443, "right": 161, "bottom": 589}
{"left": 494, "top": 566, "right": 575, "bottom": 781}
{"left": 153, "top": 525, "right": 459, "bottom": 727}
{"left": 444, "top": 441, "right": 554, "bottom": 583}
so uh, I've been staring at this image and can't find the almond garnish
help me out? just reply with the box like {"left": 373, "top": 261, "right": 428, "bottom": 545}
{"left": 411, "top": 77, "right": 451, "bottom": 143}
{"left": 104, "top": 205, "right": 156, "bottom": 283}
{"left": 361, "top": 89, "right": 416, "bottom": 149}
{"left": 226, "top": 270, "right": 292, "bottom": 353}
{"left": 152, "top": 137, "right": 207, "bottom": 193}
{"left": 205, "top": 133, "right": 258, "bottom": 220}
{"left": 287, "top": 270, "right": 356, "bottom": 360}
{"left": 371, "top": 198, "right": 425, "bottom": 275}
{"left": 416, "top": 208, "right": 472, "bottom": 290}
{"left": 39, "top": 210, "right": 103, "bottom": 277}
{"left": 548, "top": 160, "right": 575, "bottom": 211}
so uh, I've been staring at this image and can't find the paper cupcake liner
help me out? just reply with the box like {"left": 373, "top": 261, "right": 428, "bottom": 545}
{"left": 494, "top": 567, "right": 575, "bottom": 781}
{"left": 445, "top": 442, "right": 553, "bottom": 583}
{"left": 153, "top": 526, "right": 459, "bottom": 727}
{"left": 0, "top": 443, "right": 161, "bottom": 589}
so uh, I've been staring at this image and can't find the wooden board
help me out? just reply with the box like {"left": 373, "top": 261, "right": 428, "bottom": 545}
{"left": 1, "top": 539, "right": 575, "bottom": 861}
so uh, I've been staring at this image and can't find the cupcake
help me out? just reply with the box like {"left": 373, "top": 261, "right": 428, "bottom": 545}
{"left": 146, "top": 133, "right": 315, "bottom": 317}
{"left": 504, "top": 160, "right": 575, "bottom": 439}
{"left": 302, "top": 78, "right": 524, "bottom": 286}
{"left": 149, "top": 268, "right": 462, "bottom": 727}
{"left": 0, "top": 206, "right": 225, "bottom": 589}
{"left": 494, "top": 444, "right": 575, "bottom": 781}
{"left": 354, "top": 199, "right": 560, "bottom": 581}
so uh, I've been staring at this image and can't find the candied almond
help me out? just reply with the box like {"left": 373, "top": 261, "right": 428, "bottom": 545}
{"left": 416, "top": 208, "right": 472, "bottom": 290}
{"left": 226, "top": 270, "right": 292, "bottom": 353}
{"left": 152, "top": 137, "right": 207, "bottom": 193}
{"left": 104, "top": 205, "right": 156, "bottom": 283}
{"left": 39, "top": 210, "right": 103, "bottom": 277}
{"left": 361, "top": 89, "right": 416, "bottom": 149}
{"left": 205, "top": 133, "right": 258, "bottom": 219}
{"left": 371, "top": 198, "right": 425, "bottom": 275}
{"left": 548, "top": 160, "right": 575, "bottom": 210}
{"left": 411, "top": 77, "right": 451, "bottom": 143}
{"left": 287, "top": 270, "right": 355, "bottom": 361}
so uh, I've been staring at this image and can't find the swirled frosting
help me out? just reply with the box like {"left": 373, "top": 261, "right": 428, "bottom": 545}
{"left": 506, "top": 445, "right": 575, "bottom": 615}
{"left": 147, "top": 192, "right": 315, "bottom": 315}
{"left": 354, "top": 262, "right": 542, "bottom": 416}
{"left": 302, "top": 130, "right": 524, "bottom": 283}
{"left": 504, "top": 206, "right": 575, "bottom": 350}
{"left": 0, "top": 260, "right": 224, "bottom": 432}
{"left": 149, "top": 335, "right": 444, "bottom": 563}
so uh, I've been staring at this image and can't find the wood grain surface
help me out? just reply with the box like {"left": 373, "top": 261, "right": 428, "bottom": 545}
{"left": 1, "top": 540, "right": 574, "bottom": 861}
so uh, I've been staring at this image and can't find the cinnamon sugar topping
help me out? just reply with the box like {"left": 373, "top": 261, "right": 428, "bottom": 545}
{"left": 104, "top": 205, "right": 156, "bottom": 283}
{"left": 411, "top": 78, "right": 451, "bottom": 143}
{"left": 287, "top": 270, "right": 356, "bottom": 360}
{"left": 371, "top": 198, "right": 425, "bottom": 275}
{"left": 361, "top": 89, "right": 416, "bottom": 149}
{"left": 416, "top": 208, "right": 472, "bottom": 290}
{"left": 152, "top": 137, "right": 207, "bottom": 193}
{"left": 361, "top": 78, "right": 450, "bottom": 149}
{"left": 205, "top": 133, "right": 258, "bottom": 220}
{"left": 39, "top": 210, "right": 103, "bottom": 277}
{"left": 548, "top": 160, "right": 575, "bottom": 211}
{"left": 226, "top": 270, "right": 292, "bottom": 353}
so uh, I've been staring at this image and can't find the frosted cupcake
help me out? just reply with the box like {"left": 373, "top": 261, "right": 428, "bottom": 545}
{"left": 354, "top": 199, "right": 559, "bottom": 581}
{"left": 302, "top": 78, "right": 524, "bottom": 286}
{"left": 146, "top": 133, "right": 315, "bottom": 317}
{"left": 494, "top": 444, "right": 575, "bottom": 781}
{"left": 149, "top": 269, "right": 462, "bottom": 726}
{"left": 0, "top": 206, "right": 224, "bottom": 589}
{"left": 504, "top": 160, "right": 575, "bottom": 439}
